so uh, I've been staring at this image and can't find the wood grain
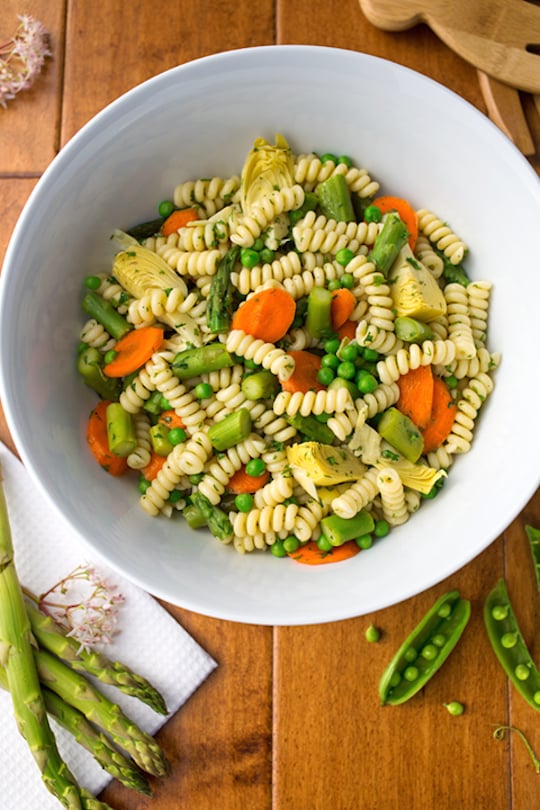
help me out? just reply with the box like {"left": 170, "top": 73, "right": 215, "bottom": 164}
{"left": 1, "top": 2, "right": 539, "bottom": 809}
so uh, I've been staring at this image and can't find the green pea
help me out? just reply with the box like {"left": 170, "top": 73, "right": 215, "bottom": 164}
{"left": 317, "top": 367, "right": 335, "bottom": 386}
{"left": 271, "top": 540, "right": 287, "bottom": 558}
{"left": 355, "top": 534, "right": 373, "bottom": 550}
{"left": 259, "top": 248, "right": 275, "bottom": 263}
{"left": 104, "top": 349, "right": 117, "bottom": 365}
{"left": 404, "top": 666, "right": 419, "bottom": 682}
{"left": 168, "top": 489, "right": 182, "bottom": 504}
{"left": 340, "top": 272, "right": 354, "bottom": 289}
{"left": 404, "top": 647, "right": 417, "bottom": 663}
{"left": 77, "top": 341, "right": 88, "bottom": 354}
{"left": 194, "top": 382, "right": 213, "bottom": 399}
{"left": 389, "top": 671, "right": 401, "bottom": 688}
{"left": 315, "top": 412, "right": 331, "bottom": 423}
{"left": 327, "top": 278, "right": 341, "bottom": 291}
{"left": 364, "top": 205, "right": 382, "bottom": 223}
{"left": 243, "top": 358, "right": 260, "bottom": 370}
{"left": 283, "top": 536, "right": 300, "bottom": 553}
{"left": 337, "top": 361, "right": 356, "bottom": 380}
{"left": 445, "top": 374, "right": 459, "bottom": 389}
{"left": 158, "top": 200, "right": 175, "bottom": 218}
{"left": 340, "top": 343, "right": 359, "bottom": 362}
{"left": 337, "top": 154, "right": 352, "bottom": 167}
{"left": 317, "top": 534, "right": 333, "bottom": 552}
{"left": 189, "top": 473, "right": 204, "bottom": 485}
{"left": 324, "top": 338, "right": 341, "bottom": 354}
{"left": 160, "top": 396, "right": 171, "bottom": 410}
{"left": 362, "top": 347, "right": 380, "bottom": 362}
{"left": 320, "top": 152, "right": 338, "bottom": 164}
{"left": 432, "top": 633, "right": 446, "bottom": 648}
{"left": 491, "top": 605, "right": 509, "bottom": 621}
{"left": 252, "top": 238, "right": 265, "bottom": 251}
{"left": 321, "top": 353, "right": 340, "bottom": 369}
{"left": 240, "top": 247, "right": 259, "bottom": 268}
{"left": 335, "top": 249, "right": 355, "bottom": 267}
{"left": 84, "top": 275, "right": 102, "bottom": 290}
{"left": 515, "top": 664, "right": 530, "bottom": 681}
{"left": 374, "top": 519, "right": 390, "bottom": 538}
{"left": 534, "top": 692, "right": 540, "bottom": 705}
{"left": 168, "top": 427, "right": 187, "bottom": 446}
{"left": 356, "top": 369, "right": 378, "bottom": 394}
{"left": 437, "top": 604, "right": 452, "bottom": 619}
{"left": 245, "top": 458, "right": 266, "bottom": 477}
{"left": 421, "top": 644, "right": 438, "bottom": 661}
{"left": 444, "top": 701, "right": 464, "bottom": 716}
{"left": 138, "top": 476, "right": 151, "bottom": 494}
{"left": 365, "top": 624, "right": 381, "bottom": 643}
{"left": 235, "top": 493, "right": 254, "bottom": 512}
{"left": 501, "top": 632, "right": 518, "bottom": 649}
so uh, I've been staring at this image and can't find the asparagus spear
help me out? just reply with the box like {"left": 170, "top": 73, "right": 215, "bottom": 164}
{"left": 34, "top": 647, "right": 170, "bottom": 777}
{"left": 190, "top": 491, "right": 233, "bottom": 541}
{"left": 0, "top": 666, "right": 151, "bottom": 795}
{"left": 368, "top": 212, "right": 409, "bottom": 276}
{"left": 0, "top": 473, "right": 87, "bottom": 810}
{"left": 206, "top": 245, "right": 240, "bottom": 333}
{"left": 23, "top": 596, "right": 168, "bottom": 715}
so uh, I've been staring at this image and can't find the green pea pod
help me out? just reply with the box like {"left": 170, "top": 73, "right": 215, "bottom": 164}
{"left": 484, "top": 578, "right": 540, "bottom": 713}
{"left": 379, "top": 589, "right": 471, "bottom": 706}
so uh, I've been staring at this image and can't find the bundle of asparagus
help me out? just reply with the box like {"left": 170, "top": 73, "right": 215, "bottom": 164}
{"left": 0, "top": 470, "right": 170, "bottom": 809}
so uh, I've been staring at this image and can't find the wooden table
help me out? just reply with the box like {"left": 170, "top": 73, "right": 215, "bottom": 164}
{"left": 1, "top": 2, "right": 539, "bottom": 808}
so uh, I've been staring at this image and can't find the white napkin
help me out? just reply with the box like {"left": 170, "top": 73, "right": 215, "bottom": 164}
{"left": 0, "top": 441, "right": 217, "bottom": 808}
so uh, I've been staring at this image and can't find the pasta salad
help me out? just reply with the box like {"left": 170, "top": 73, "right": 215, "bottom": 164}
{"left": 77, "top": 134, "right": 500, "bottom": 562}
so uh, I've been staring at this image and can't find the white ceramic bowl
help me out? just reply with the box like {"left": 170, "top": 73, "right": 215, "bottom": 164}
{"left": 1, "top": 46, "right": 539, "bottom": 625}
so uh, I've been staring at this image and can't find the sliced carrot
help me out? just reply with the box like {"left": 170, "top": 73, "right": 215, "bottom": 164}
{"left": 289, "top": 539, "right": 360, "bottom": 565}
{"left": 161, "top": 207, "right": 199, "bottom": 236}
{"left": 158, "top": 410, "right": 185, "bottom": 430}
{"left": 330, "top": 288, "right": 356, "bottom": 330}
{"left": 142, "top": 451, "right": 167, "bottom": 482}
{"left": 280, "top": 350, "right": 325, "bottom": 394}
{"left": 396, "top": 365, "right": 434, "bottom": 430}
{"left": 226, "top": 465, "right": 271, "bottom": 494}
{"left": 86, "top": 401, "right": 128, "bottom": 476}
{"left": 231, "top": 287, "right": 296, "bottom": 343}
{"left": 104, "top": 326, "right": 164, "bottom": 378}
{"left": 336, "top": 319, "right": 358, "bottom": 341}
{"left": 372, "top": 195, "right": 418, "bottom": 250}
{"left": 421, "top": 376, "right": 458, "bottom": 453}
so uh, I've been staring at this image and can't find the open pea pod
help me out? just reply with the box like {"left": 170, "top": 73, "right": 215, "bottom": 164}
{"left": 484, "top": 578, "right": 540, "bottom": 713}
{"left": 379, "top": 589, "right": 471, "bottom": 706}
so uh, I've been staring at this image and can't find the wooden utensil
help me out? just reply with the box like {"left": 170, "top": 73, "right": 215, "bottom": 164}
{"left": 477, "top": 71, "right": 535, "bottom": 155}
{"left": 358, "top": 0, "right": 540, "bottom": 94}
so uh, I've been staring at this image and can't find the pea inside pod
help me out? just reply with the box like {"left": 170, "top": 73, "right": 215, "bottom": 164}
{"left": 484, "top": 578, "right": 540, "bottom": 713}
{"left": 378, "top": 589, "right": 471, "bottom": 706}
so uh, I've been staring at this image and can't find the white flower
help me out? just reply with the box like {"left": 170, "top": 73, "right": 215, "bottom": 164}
{"left": 0, "top": 15, "right": 51, "bottom": 108}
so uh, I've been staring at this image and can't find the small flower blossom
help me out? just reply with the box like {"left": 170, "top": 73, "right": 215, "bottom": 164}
{"left": 0, "top": 15, "right": 51, "bottom": 108}
{"left": 37, "top": 563, "right": 125, "bottom": 650}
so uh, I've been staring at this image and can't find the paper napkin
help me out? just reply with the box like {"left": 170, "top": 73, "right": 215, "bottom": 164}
{"left": 0, "top": 441, "right": 217, "bottom": 808}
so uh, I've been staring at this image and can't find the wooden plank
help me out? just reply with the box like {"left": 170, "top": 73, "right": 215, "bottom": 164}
{"left": 61, "top": 0, "right": 276, "bottom": 143}
{"left": 0, "top": 0, "right": 65, "bottom": 173}
{"left": 101, "top": 610, "right": 273, "bottom": 810}
{"left": 273, "top": 539, "right": 510, "bottom": 810}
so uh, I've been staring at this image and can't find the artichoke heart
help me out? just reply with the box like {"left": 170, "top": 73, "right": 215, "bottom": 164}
{"left": 240, "top": 133, "right": 294, "bottom": 216}
{"left": 287, "top": 442, "right": 366, "bottom": 495}
{"left": 111, "top": 229, "right": 187, "bottom": 299}
{"left": 389, "top": 244, "right": 446, "bottom": 322}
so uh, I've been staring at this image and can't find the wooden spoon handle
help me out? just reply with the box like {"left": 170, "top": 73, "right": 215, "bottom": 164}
{"left": 478, "top": 71, "right": 535, "bottom": 156}
{"left": 357, "top": 0, "right": 427, "bottom": 31}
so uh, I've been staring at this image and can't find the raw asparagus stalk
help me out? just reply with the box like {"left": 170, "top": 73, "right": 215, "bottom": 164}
{"left": 368, "top": 212, "right": 408, "bottom": 276}
{"left": 105, "top": 402, "right": 138, "bottom": 457}
{"left": 316, "top": 173, "right": 355, "bottom": 222}
{"left": 82, "top": 292, "right": 131, "bottom": 340}
{"left": 34, "top": 647, "right": 170, "bottom": 777}
{"left": 0, "top": 473, "right": 88, "bottom": 810}
{"left": 207, "top": 408, "right": 252, "bottom": 451}
{"left": 190, "top": 491, "right": 233, "bottom": 541}
{"left": 172, "top": 342, "right": 235, "bottom": 380}
{"left": 23, "top": 596, "right": 168, "bottom": 715}
{"left": 0, "top": 666, "right": 151, "bottom": 795}
{"left": 206, "top": 245, "right": 240, "bottom": 333}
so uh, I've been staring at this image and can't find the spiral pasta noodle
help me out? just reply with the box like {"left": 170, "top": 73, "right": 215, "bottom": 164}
{"left": 177, "top": 220, "right": 230, "bottom": 252}
{"left": 331, "top": 467, "right": 380, "bottom": 519}
{"left": 273, "top": 387, "right": 354, "bottom": 418}
{"left": 197, "top": 434, "right": 267, "bottom": 505}
{"left": 253, "top": 475, "right": 294, "bottom": 508}
{"left": 444, "top": 282, "right": 477, "bottom": 361}
{"left": 444, "top": 372, "right": 494, "bottom": 454}
{"left": 148, "top": 352, "right": 207, "bottom": 434}
{"left": 80, "top": 318, "right": 116, "bottom": 352}
{"left": 417, "top": 208, "right": 468, "bottom": 265}
{"left": 376, "top": 340, "right": 456, "bottom": 385}
{"left": 229, "top": 185, "right": 305, "bottom": 247}
{"left": 173, "top": 175, "right": 241, "bottom": 216}
{"left": 293, "top": 211, "right": 379, "bottom": 255}
{"left": 377, "top": 468, "right": 409, "bottom": 527}
{"left": 467, "top": 280, "right": 491, "bottom": 346}
{"left": 126, "top": 412, "right": 152, "bottom": 470}
{"left": 226, "top": 329, "right": 295, "bottom": 381}
{"left": 414, "top": 234, "right": 444, "bottom": 279}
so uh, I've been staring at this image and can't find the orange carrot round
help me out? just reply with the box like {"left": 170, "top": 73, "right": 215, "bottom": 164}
{"left": 161, "top": 207, "right": 199, "bottom": 236}
{"left": 86, "top": 401, "right": 128, "bottom": 476}
{"left": 158, "top": 410, "right": 186, "bottom": 430}
{"left": 372, "top": 195, "right": 418, "bottom": 250}
{"left": 142, "top": 451, "right": 167, "bottom": 481}
{"left": 336, "top": 319, "right": 358, "bottom": 341}
{"left": 396, "top": 365, "right": 434, "bottom": 430}
{"left": 330, "top": 288, "right": 356, "bottom": 330}
{"left": 422, "top": 376, "right": 458, "bottom": 453}
{"left": 289, "top": 539, "right": 360, "bottom": 565}
{"left": 227, "top": 465, "right": 271, "bottom": 494}
{"left": 231, "top": 287, "right": 296, "bottom": 343}
{"left": 104, "top": 326, "right": 164, "bottom": 378}
{"left": 280, "top": 350, "right": 325, "bottom": 394}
